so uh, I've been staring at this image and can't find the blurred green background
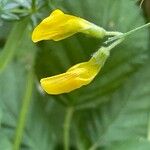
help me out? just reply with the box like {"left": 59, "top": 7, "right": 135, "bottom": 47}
{"left": 0, "top": 0, "right": 150, "bottom": 150}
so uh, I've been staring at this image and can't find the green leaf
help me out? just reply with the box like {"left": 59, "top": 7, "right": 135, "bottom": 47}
{"left": 75, "top": 59, "right": 150, "bottom": 149}
{"left": 107, "top": 140, "right": 150, "bottom": 150}
{"left": 0, "top": 134, "right": 12, "bottom": 150}
{"left": 0, "top": 18, "right": 29, "bottom": 73}
{"left": 0, "top": 0, "right": 150, "bottom": 150}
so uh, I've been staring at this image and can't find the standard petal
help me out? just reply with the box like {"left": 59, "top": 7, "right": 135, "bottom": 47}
{"left": 32, "top": 9, "right": 105, "bottom": 42}
{"left": 40, "top": 60, "right": 100, "bottom": 94}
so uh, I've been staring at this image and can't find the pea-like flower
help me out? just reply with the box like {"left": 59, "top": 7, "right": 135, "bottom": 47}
{"left": 40, "top": 47, "right": 109, "bottom": 95}
{"left": 32, "top": 9, "right": 106, "bottom": 42}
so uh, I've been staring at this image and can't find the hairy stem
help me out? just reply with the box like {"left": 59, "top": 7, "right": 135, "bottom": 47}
{"left": 106, "top": 22, "right": 150, "bottom": 43}
{"left": 106, "top": 38, "right": 124, "bottom": 51}
{"left": 123, "top": 22, "right": 150, "bottom": 37}
{"left": 106, "top": 31, "right": 123, "bottom": 36}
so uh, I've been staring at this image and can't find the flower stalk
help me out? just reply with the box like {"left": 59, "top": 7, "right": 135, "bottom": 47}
{"left": 105, "top": 22, "right": 150, "bottom": 44}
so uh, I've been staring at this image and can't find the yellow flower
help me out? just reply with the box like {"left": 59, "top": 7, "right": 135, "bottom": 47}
{"left": 32, "top": 9, "right": 106, "bottom": 42}
{"left": 40, "top": 59, "right": 100, "bottom": 95}
{"left": 40, "top": 47, "right": 109, "bottom": 95}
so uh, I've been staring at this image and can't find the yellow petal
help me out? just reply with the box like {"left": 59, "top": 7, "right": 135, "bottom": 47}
{"left": 32, "top": 9, "right": 106, "bottom": 42}
{"left": 40, "top": 60, "right": 100, "bottom": 95}
{"left": 32, "top": 9, "right": 91, "bottom": 42}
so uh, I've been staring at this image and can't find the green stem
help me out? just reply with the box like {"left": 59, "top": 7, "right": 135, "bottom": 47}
{"left": 31, "top": 0, "right": 36, "bottom": 11}
{"left": 106, "top": 31, "right": 123, "bottom": 36}
{"left": 140, "top": 0, "right": 145, "bottom": 8}
{"left": 147, "top": 112, "right": 150, "bottom": 141}
{"left": 0, "top": 18, "right": 29, "bottom": 73}
{"left": 92, "top": 38, "right": 124, "bottom": 66}
{"left": 123, "top": 22, "right": 150, "bottom": 37}
{"left": 63, "top": 107, "right": 74, "bottom": 150}
{"left": 106, "top": 38, "right": 124, "bottom": 51}
{"left": 13, "top": 70, "right": 34, "bottom": 150}
{"left": 106, "top": 22, "right": 150, "bottom": 43}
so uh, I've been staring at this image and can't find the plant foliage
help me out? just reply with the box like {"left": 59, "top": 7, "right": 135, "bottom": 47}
{"left": 0, "top": 0, "right": 150, "bottom": 150}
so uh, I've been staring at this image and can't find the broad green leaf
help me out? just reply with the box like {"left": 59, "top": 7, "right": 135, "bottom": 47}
{"left": 107, "top": 140, "right": 150, "bottom": 150}
{"left": 74, "top": 58, "right": 150, "bottom": 149}
{"left": 0, "top": 134, "right": 12, "bottom": 150}
{"left": 22, "top": 90, "right": 65, "bottom": 150}
{"left": 0, "top": 59, "right": 65, "bottom": 150}
{"left": 0, "top": 0, "right": 149, "bottom": 150}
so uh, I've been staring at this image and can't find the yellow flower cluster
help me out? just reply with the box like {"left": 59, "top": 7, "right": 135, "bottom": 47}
{"left": 32, "top": 9, "right": 120, "bottom": 95}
